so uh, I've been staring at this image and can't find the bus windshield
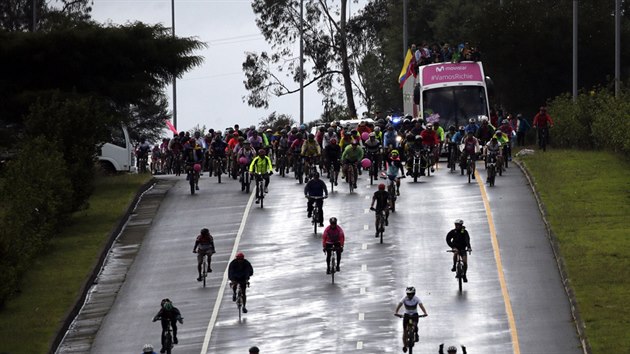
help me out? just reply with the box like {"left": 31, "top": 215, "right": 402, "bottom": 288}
{"left": 422, "top": 86, "right": 488, "bottom": 128}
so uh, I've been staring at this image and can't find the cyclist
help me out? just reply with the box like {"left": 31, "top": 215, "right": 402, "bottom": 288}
{"left": 152, "top": 298, "right": 183, "bottom": 353}
{"left": 236, "top": 140, "right": 256, "bottom": 181}
{"left": 142, "top": 344, "right": 157, "bottom": 354}
{"left": 323, "top": 138, "right": 342, "bottom": 186}
{"left": 451, "top": 126, "right": 466, "bottom": 145}
{"left": 459, "top": 131, "right": 479, "bottom": 179}
{"left": 464, "top": 117, "right": 479, "bottom": 135}
{"left": 446, "top": 219, "right": 472, "bottom": 282}
{"left": 301, "top": 133, "right": 321, "bottom": 180}
{"left": 341, "top": 141, "right": 364, "bottom": 189}
{"left": 339, "top": 130, "right": 355, "bottom": 151}
{"left": 322, "top": 127, "right": 338, "bottom": 149}
{"left": 210, "top": 135, "right": 228, "bottom": 175}
{"left": 533, "top": 106, "right": 554, "bottom": 150}
{"left": 475, "top": 117, "right": 495, "bottom": 146}
{"left": 370, "top": 183, "right": 390, "bottom": 236}
{"left": 228, "top": 252, "right": 254, "bottom": 313}
{"left": 248, "top": 130, "right": 264, "bottom": 150}
{"left": 483, "top": 136, "right": 504, "bottom": 177}
{"left": 275, "top": 130, "right": 290, "bottom": 173}
{"left": 420, "top": 123, "right": 440, "bottom": 173}
{"left": 498, "top": 119, "right": 514, "bottom": 160}
{"left": 394, "top": 286, "right": 428, "bottom": 353}
{"left": 304, "top": 172, "right": 328, "bottom": 226}
{"left": 405, "top": 135, "right": 424, "bottom": 176}
{"left": 385, "top": 149, "right": 405, "bottom": 196}
{"left": 289, "top": 132, "right": 305, "bottom": 176}
{"left": 322, "top": 217, "right": 345, "bottom": 274}
{"left": 439, "top": 344, "right": 467, "bottom": 354}
{"left": 249, "top": 149, "right": 273, "bottom": 198}
{"left": 383, "top": 125, "right": 399, "bottom": 150}
{"left": 193, "top": 228, "right": 216, "bottom": 281}
{"left": 364, "top": 132, "right": 382, "bottom": 173}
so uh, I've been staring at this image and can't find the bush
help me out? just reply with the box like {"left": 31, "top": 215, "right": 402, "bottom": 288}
{"left": 0, "top": 137, "right": 72, "bottom": 306}
{"left": 548, "top": 87, "right": 630, "bottom": 154}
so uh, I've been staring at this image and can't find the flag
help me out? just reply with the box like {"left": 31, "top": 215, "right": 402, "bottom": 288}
{"left": 398, "top": 49, "right": 417, "bottom": 88}
{"left": 166, "top": 120, "right": 178, "bottom": 135}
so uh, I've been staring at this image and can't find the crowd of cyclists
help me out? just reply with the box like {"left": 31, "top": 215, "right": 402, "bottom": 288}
{"left": 138, "top": 107, "right": 552, "bottom": 353}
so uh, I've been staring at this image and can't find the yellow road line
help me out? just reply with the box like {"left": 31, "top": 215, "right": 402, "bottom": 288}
{"left": 474, "top": 169, "right": 521, "bottom": 354}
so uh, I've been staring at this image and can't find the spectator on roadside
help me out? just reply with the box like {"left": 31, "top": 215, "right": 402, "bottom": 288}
{"left": 516, "top": 113, "right": 531, "bottom": 146}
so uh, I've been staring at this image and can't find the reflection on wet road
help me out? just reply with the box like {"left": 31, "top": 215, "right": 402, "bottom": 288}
{"left": 82, "top": 163, "right": 581, "bottom": 354}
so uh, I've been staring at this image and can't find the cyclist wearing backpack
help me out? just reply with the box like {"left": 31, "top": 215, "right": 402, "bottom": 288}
{"left": 152, "top": 298, "right": 183, "bottom": 353}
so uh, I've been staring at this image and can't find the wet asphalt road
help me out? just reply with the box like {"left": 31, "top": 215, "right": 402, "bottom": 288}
{"left": 86, "top": 161, "right": 582, "bottom": 354}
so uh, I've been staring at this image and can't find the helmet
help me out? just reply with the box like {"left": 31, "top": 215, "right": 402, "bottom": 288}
{"left": 405, "top": 286, "right": 416, "bottom": 294}
{"left": 415, "top": 135, "right": 422, "bottom": 141}
{"left": 426, "top": 123, "right": 433, "bottom": 128}
{"left": 369, "top": 132, "right": 376, "bottom": 137}
{"left": 454, "top": 219, "right": 464, "bottom": 225}
{"left": 447, "top": 346, "right": 457, "bottom": 353}
{"left": 300, "top": 124, "right": 307, "bottom": 130}
{"left": 458, "top": 126, "right": 465, "bottom": 131}
{"left": 258, "top": 149, "right": 266, "bottom": 155}
{"left": 308, "top": 133, "right": 315, "bottom": 140}
{"left": 249, "top": 347, "right": 260, "bottom": 353}
{"left": 374, "top": 126, "right": 381, "bottom": 132}
{"left": 312, "top": 172, "right": 320, "bottom": 179}
{"left": 143, "top": 344, "right": 154, "bottom": 353}
{"left": 201, "top": 228, "right": 210, "bottom": 235}
{"left": 330, "top": 138, "right": 337, "bottom": 144}
{"left": 469, "top": 118, "right": 476, "bottom": 123}
{"left": 378, "top": 183, "right": 386, "bottom": 191}
{"left": 329, "top": 217, "right": 337, "bottom": 225}
{"left": 243, "top": 140, "right": 251, "bottom": 145}
{"left": 296, "top": 133, "right": 303, "bottom": 139}
{"left": 448, "top": 125, "right": 456, "bottom": 131}
{"left": 391, "top": 149, "right": 399, "bottom": 156}
{"left": 344, "top": 131, "right": 351, "bottom": 136}
{"left": 327, "top": 127, "right": 334, "bottom": 133}
{"left": 162, "top": 299, "right": 173, "bottom": 311}
{"left": 236, "top": 252, "right": 245, "bottom": 259}
{"left": 351, "top": 140, "right": 358, "bottom": 145}
{"left": 502, "top": 119, "right": 508, "bottom": 124}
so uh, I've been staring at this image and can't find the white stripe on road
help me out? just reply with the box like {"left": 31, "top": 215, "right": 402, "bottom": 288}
{"left": 361, "top": 264, "right": 367, "bottom": 272}
{"left": 363, "top": 224, "right": 369, "bottom": 230}
{"left": 360, "top": 287, "right": 366, "bottom": 295}
{"left": 362, "top": 243, "right": 368, "bottom": 250}
{"left": 200, "top": 190, "right": 257, "bottom": 354}
{"left": 356, "top": 341, "right": 363, "bottom": 349}
{"left": 359, "top": 312, "right": 365, "bottom": 321}
{"left": 364, "top": 208, "right": 369, "bottom": 214}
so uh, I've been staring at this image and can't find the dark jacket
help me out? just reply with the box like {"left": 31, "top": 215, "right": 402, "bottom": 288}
{"left": 304, "top": 178, "right": 328, "bottom": 197}
{"left": 228, "top": 259, "right": 254, "bottom": 282}
{"left": 446, "top": 227, "right": 471, "bottom": 250}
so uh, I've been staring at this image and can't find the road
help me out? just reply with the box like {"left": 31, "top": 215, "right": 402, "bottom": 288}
{"left": 78, "top": 160, "right": 581, "bottom": 354}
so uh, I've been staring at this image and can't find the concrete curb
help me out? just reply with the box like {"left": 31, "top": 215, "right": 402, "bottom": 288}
{"left": 49, "top": 177, "right": 176, "bottom": 354}
{"left": 514, "top": 159, "right": 592, "bottom": 354}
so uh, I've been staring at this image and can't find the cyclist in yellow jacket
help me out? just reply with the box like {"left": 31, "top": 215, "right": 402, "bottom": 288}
{"left": 249, "top": 149, "right": 273, "bottom": 194}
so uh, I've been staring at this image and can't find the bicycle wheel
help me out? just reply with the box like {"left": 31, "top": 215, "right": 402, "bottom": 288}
{"left": 313, "top": 213, "right": 318, "bottom": 234}
{"left": 260, "top": 184, "right": 264, "bottom": 208}
{"left": 189, "top": 174, "right": 195, "bottom": 195}
{"left": 379, "top": 214, "right": 384, "bottom": 244}
{"left": 457, "top": 262, "right": 463, "bottom": 292}
{"left": 406, "top": 324, "right": 415, "bottom": 354}
{"left": 165, "top": 332, "right": 173, "bottom": 354}
{"left": 330, "top": 255, "right": 335, "bottom": 284}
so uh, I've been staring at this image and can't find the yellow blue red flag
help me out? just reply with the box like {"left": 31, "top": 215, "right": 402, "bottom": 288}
{"left": 398, "top": 49, "right": 417, "bottom": 88}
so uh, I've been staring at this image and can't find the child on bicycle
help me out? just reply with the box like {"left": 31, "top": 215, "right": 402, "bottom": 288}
{"left": 394, "top": 286, "right": 428, "bottom": 353}
{"left": 193, "top": 228, "right": 216, "bottom": 281}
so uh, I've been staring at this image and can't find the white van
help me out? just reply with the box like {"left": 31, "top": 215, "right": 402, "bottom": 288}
{"left": 98, "top": 124, "right": 135, "bottom": 173}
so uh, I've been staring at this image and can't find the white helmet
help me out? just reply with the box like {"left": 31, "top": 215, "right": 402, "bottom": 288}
{"left": 454, "top": 219, "right": 464, "bottom": 225}
{"left": 143, "top": 344, "right": 154, "bottom": 353}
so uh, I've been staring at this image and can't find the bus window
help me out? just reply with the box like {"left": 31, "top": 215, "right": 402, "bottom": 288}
{"left": 110, "top": 126, "right": 126, "bottom": 148}
{"left": 423, "top": 86, "right": 488, "bottom": 128}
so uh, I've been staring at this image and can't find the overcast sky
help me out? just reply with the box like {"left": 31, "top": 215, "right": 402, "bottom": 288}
{"left": 91, "top": 0, "right": 365, "bottom": 133}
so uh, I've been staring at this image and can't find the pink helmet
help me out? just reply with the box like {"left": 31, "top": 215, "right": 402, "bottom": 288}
{"left": 193, "top": 164, "right": 202, "bottom": 172}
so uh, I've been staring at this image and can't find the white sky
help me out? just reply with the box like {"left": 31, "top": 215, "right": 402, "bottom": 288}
{"left": 90, "top": 0, "right": 366, "bottom": 133}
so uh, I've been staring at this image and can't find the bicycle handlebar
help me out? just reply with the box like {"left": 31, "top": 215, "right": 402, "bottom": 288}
{"left": 306, "top": 196, "right": 328, "bottom": 199}
{"left": 446, "top": 249, "right": 472, "bottom": 254}
{"left": 394, "top": 314, "right": 427, "bottom": 318}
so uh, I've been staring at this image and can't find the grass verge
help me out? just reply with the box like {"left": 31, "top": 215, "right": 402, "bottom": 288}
{"left": 519, "top": 149, "right": 630, "bottom": 353}
{"left": 0, "top": 173, "right": 151, "bottom": 354}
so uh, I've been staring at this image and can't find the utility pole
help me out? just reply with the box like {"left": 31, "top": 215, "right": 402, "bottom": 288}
{"left": 299, "top": 0, "right": 304, "bottom": 125}
{"left": 172, "top": 0, "right": 178, "bottom": 130}
{"left": 32, "top": 0, "right": 37, "bottom": 32}
{"left": 403, "top": 0, "right": 408, "bottom": 59}
{"left": 615, "top": 0, "right": 621, "bottom": 98}
{"left": 572, "top": 0, "right": 578, "bottom": 102}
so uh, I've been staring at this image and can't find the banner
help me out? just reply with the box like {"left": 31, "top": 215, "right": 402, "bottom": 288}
{"left": 166, "top": 120, "right": 178, "bottom": 135}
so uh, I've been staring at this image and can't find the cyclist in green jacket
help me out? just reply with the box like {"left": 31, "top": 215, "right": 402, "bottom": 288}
{"left": 341, "top": 141, "right": 364, "bottom": 188}
{"left": 249, "top": 149, "right": 273, "bottom": 194}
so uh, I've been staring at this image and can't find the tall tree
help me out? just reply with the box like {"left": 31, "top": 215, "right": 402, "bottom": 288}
{"left": 0, "top": 0, "right": 92, "bottom": 32}
{"left": 244, "top": 0, "right": 359, "bottom": 118}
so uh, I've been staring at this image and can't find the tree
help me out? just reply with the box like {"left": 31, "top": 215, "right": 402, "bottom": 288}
{"left": 0, "top": 22, "right": 205, "bottom": 140}
{"left": 258, "top": 111, "right": 296, "bottom": 131}
{"left": 0, "top": 0, "right": 92, "bottom": 32}
{"left": 244, "top": 0, "right": 359, "bottom": 117}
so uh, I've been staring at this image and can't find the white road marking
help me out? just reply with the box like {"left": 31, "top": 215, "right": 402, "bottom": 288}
{"left": 200, "top": 190, "right": 256, "bottom": 354}
{"left": 359, "top": 312, "right": 365, "bottom": 321}
{"left": 363, "top": 224, "right": 369, "bottom": 230}
{"left": 364, "top": 208, "right": 369, "bottom": 214}
{"left": 362, "top": 243, "right": 368, "bottom": 250}
{"left": 360, "top": 287, "right": 366, "bottom": 294}
{"left": 364, "top": 195, "right": 370, "bottom": 200}
{"left": 356, "top": 341, "right": 363, "bottom": 349}
{"left": 361, "top": 264, "right": 367, "bottom": 272}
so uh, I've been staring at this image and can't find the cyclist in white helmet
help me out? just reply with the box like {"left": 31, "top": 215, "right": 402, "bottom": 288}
{"left": 439, "top": 343, "right": 467, "bottom": 354}
{"left": 141, "top": 344, "right": 157, "bottom": 354}
{"left": 394, "top": 286, "right": 428, "bottom": 353}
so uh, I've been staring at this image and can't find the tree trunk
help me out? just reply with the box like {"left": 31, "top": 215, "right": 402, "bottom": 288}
{"left": 340, "top": 0, "right": 357, "bottom": 118}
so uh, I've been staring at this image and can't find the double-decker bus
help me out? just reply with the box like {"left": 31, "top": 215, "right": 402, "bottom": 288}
{"left": 404, "top": 61, "right": 493, "bottom": 129}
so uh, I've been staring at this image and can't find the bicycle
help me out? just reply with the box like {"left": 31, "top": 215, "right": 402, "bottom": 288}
{"left": 234, "top": 281, "right": 249, "bottom": 321}
{"left": 276, "top": 151, "right": 287, "bottom": 177}
{"left": 240, "top": 165, "right": 251, "bottom": 193}
{"left": 328, "top": 244, "right": 338, "bottom": 284}
{"left": 447, "top": 249, "right": 471, "bottom": 293}
{"left": 370, "top": 207, "right": 387, "bottom": 244}
{"left": 328, "top": 159, "right": 338, "bottom": 193}
{"left": 410, "top": 149, "right": 422, "bottom": 182}
{"left": 344, "top": 162, "right": 357, "bottom": 193}
{"left": 253, "top": 173, "right": 266, "bottom": 208}
{"left": 212, "top": 156, "right": 224, "bottom": 183}
{"left": 152, "top": 316, "right": 176, "bottom": 354}
{"left": 537, "top": 126, "right": 549, "bottom": 152}
{"left": 447, "top": 143, "right": 459, "bottom": 173}
{"left": 486, "top": 153, "right": 497, "bottom": 187}
{"left": 294, "top": 155, "right": 304, "bottom": 184}
{"left": 384, "top": 176, "right": 403, "bottom": 212}
{"left": 394, "top": 313, "right": 427, "bottom": 354}
{"left": 193, "top": 250, "right": 209, "bottom": 288}
{"left": 308, "top": 196, "right": 327, "bottom": 234}
{"left": 186, "top": 165, "right": 199, "bottom": 195}
{"left": 304, "top": 156, "right": 319, "bottom": 182}
{"left": 366, "top": 151, "right": 380, "bottom": 185}
{"left": 462, "top": 154, "right": 474, "bottom": 184}
{"left": 420, "top": 146, "right": 435, "bottom": 177}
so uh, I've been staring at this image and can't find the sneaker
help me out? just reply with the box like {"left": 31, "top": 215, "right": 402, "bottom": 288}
{"left": 197, "top": 276, "right": 202, "bottom": 281}
{"left": 326, "top": 269, "right": 331, "bottom": 274}
{"left": 334, "top": 181, "right": 338, "bottom": 186}
{"left": 160, "top": 348, "right": 166, "bottom": 353}
{"left": 463, "top": 275, "right": 468, "bottom": 283}
{"left": 472, "top": 174, "right": 476, "bottom": 179}
{"left": 173, "top": 337, "right": 178, "bottom": 344}
{"left": 403, "top": 347, "right": 408, "bottom": 353}
{"left": 232, "top": 293, "right": 236, "bottom": 302}
{"left": 196, "top": 185, "right": 199, "bottom": 190}
{"left": 242, "top": 307, "right": 248, "bottom": 313}
{"left": 207, "top": 268, "right": 212, "bottom": 273}
{"left": 431, "top": 167, "right": 435, "bottom": 173}
{"left": 319, "top": 223, "right": 324, "bottom": 227}
{"left": 385, "top": 219, "right": 389, "bottom": 226}
{"left": 336, "top": 265, "right": 340, "bottom": 272}
{"left": 307, "top": 212, "right": 312, "bottom": 218}
{"left": 353, "top": 184, "right": 357, "bottom": 189}
{"left": 415, "top": 334, "right": 419, "bottom": 342}
{"left": 451, "top": 266, "right": 456, "bottom": 272}
{"left": 375, "top": 232, "right": 379, "bottom": 238}
{"left": 396, "top": 190, "right": 400, "bottom": 196}
{"left": 264, "top": 187, "right": 268, "bottom": 193}
{"left": 255, "top": 200, "right": 259, "bottom": 204}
